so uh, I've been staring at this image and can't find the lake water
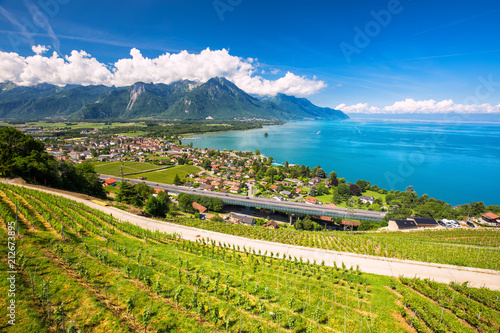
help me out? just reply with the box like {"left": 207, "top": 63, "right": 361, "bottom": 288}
{"left": 184, "top": 118, "right": 500, "bottom": 206}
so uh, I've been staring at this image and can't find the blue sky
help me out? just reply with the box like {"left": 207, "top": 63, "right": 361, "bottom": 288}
{"left": 0, "top": 0, "right": 499, "bottom": 112}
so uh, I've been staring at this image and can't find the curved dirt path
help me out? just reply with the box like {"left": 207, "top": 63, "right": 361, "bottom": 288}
{"left": 4, "top": 179, "right": 500, "bottom": 290}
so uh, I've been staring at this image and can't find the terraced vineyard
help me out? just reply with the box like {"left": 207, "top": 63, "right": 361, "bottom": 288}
{"left": 171, "top": 218, "right": 500, "bottom": 270}
{"left": 1, "top": 183, "right": 499, "bottom": 332}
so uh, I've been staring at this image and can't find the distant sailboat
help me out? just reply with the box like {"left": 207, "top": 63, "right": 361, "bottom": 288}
{"left": 317, "top": 131, "right": 321, "bottom": 134}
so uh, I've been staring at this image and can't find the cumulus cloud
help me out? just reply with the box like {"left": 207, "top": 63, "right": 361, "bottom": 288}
{"left": 336, "top": 99, "right": 500, "bottom": 114}
{"left": 0, "top": 46, "right": 326, "bottom": 97}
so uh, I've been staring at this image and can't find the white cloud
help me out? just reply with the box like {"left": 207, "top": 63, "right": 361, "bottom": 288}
{"left": 0, "top": 46, "right": 326, "bottom": 97}
{"left": 336, "top": 99, "right": 500, "bottom": 114}
{"left": 31, "top": 45, "right": 49, "bottom": 55}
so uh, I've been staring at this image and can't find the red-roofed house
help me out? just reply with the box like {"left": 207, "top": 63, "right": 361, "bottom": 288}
{"left": 305, "top": 197, "right": 319, "bottom": 204}
{"left": 341, "top": 220, "right": 361, "bottom": 228}
{"left": 104, "top": 178, "right": 117, "bottom": 186}
{"left": 192, "top": 202, "right": 207, "bottom": 213}
{"left": 482, "top": 212, "right": 500, "bottom": 223}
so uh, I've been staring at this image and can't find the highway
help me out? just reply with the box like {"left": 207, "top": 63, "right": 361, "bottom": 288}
{"left": 99, "top": 175, "right": 386, "bottom": 221}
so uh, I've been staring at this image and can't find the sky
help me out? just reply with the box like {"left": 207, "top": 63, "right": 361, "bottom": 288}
{"left": 0, "top": 0, "right": 499, "bottom": 113}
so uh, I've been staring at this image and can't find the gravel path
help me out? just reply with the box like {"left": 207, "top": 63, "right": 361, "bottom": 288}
{"left": 6, "top": 180, "right": 500, "bottom": 290}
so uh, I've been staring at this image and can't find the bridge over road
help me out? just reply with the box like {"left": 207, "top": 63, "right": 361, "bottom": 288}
{"left": 99, "top": 175, "right": 386, "bottom": 221}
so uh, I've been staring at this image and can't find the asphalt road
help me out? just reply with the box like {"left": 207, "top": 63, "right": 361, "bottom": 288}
{"left": 99, "top": 175, "right": 386, "bottom": 221}
{"left": 7, "top": 180, "right": 500, "bottom": 290}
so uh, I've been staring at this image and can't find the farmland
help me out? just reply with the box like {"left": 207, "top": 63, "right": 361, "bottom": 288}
{"left": 93, "top": 161, "right": 162, "bottom": 176}
{"left": 2, "top": 184, "right": 500, "bottom": 332}
{"left": 169, "top": 218, "right": 500, "bottom": 270}
{"left": 94, "top": 162, "right": 201, "bottom": 184}
{"left": 129, "top": 165, "right": 201, "bottom": 184}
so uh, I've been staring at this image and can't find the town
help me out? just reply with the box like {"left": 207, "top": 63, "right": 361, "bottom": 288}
{"left": 31, "top": 129, "right": 499, "bottom": 232}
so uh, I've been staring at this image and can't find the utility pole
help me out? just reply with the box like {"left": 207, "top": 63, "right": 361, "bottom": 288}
{"left": 344, "top": 197, "right": 356, "bottom": 232}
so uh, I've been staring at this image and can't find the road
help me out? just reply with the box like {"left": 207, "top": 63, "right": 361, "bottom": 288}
{"left": 6, "top": 180, "right": 500, "bottom": 290}
{"left": 99, "top": 175, "right": 386, "bottom": 221}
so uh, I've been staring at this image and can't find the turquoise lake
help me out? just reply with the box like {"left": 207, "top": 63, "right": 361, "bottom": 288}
{"left": 184, "top": 118, "right": 500, "bottom": 206}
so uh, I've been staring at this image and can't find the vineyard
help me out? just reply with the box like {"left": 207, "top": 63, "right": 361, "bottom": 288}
{"left": 168, "top": 218, "right": 500, "bottom": 270}
{"left": 1, "top": 183, "right": 499, "bottom": 332}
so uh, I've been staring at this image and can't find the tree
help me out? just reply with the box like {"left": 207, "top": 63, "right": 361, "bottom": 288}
{"left": 300, "top": 164, "right": 307, "bottom": 177}
{"left": 330, "top": 177, "right": 339, "bottom": 187}
{"left": 315, "top": 167, "right": 326, "bottom": 179}
{"left": 309, "top": 185, "right": 317, "bottom": 197}
{"left": 116, "top": 182, "right": 143, "bottom": 207}
{"left": 134, "top": 183, "right": 154, "bottom": 199}
{"left": 209, "top": 197, "right": 224, "bottom": 212}
{"left": 470, "top": 201, "right": 486, "bottom": 216}
{"left": 265, "top": 167, "right": 277, "bottom": 183}
{"left": 406, "top": 185, "right": 414, "bottom": 193}
{"left": 71, "top": 162, "right": 106, "bottom": 199}
{"left": 173, "top": 174, "right": 182, "bottom": 185}
{"left": 295, "top": 216, "right": 321, "bottom": 231}
{"left": 355, "top": 179, "right": 370, "bottom": 192}
{"left": 157, "top": 190, "right": 170, "bottom": 205}
{"left": 178, "top": 193, "right": 195, "bottom": 212}
{"left": 145, "top": 195, "right": 169, "bottom": 217}
{"left": 0, "top": 127, "right": 106, "bottom": 198}
{"left": 385, "top": 193, "right": 395, "bottom": 204}
{"left": 316, "top": 182, "right": 329, "bottom": 196}
{"left": 202, "top": 159, "right": 212, "bottom": 170}
{"left": 337, "top": 183, "right": 351, "bottom": 198}
{"left": 349, "top": 184, "right": 361, "bottom": 196}
{"left": 329, "top": 171, "right": 337, "bottom": 183}
{"left": 332, "top": 188, "right": 342, "bottom": 204}
{"left": 255, "top": 149, "right": 260, "bottom": 156}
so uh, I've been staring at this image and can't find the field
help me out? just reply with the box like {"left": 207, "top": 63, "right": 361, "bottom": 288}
{"left": 2, "top": 183, "right": 499, "bottom": 332}
{"left": 168, "top": 218, "right": 500, "bottom": 270}
{"left": 130, "top": 165, "right": 201, "bottom": 184}
{"left": 2, "top": 121, "right": 148, "bottom": 130}
{"left": 93, "top": 162, "right": 161, "bottom": 176}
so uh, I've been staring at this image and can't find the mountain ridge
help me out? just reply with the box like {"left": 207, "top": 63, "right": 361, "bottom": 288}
{"left": 0, "top": 78, "right": 349, "bottom": 121}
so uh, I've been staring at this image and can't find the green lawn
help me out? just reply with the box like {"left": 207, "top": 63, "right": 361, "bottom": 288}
{"left": 363, "top": 190, "right": 387, "bottom": 202}
{"left": 315, "top": 194, "right": 334, "bottom": 204}
{"left": 93, "top": 161, "right": 159, "bottom": 176}
{"left": 129, "top": 165, "right": 201, "bottom": 184}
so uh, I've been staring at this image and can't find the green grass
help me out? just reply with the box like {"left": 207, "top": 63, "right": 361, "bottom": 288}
{"left": 315, "top": 194, "right": 334, "bottom": 204}
{"left": 93, "top": 161, "right": 159, "bottom": 176}
{"left": 363, "top": 190, "right": 386, "bottom": 202}
{"left": 129, "top": 165, "right": 201, "bottom": 184}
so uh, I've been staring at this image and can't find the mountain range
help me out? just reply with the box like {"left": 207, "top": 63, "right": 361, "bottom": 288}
{"left": 0, "top": 77, "right": 349, "bottom": 121}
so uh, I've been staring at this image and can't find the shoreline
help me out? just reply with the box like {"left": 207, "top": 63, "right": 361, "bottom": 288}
{"left": 182, "top": 119, "right": 500, "bottom": 207}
